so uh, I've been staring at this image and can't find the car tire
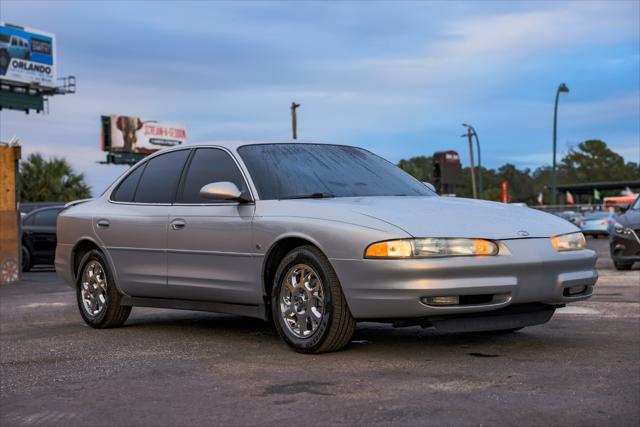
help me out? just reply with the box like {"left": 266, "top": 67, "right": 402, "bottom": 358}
{"left": 271, "top": 245, "right": 355, "bottom": 353}
{"left": 614, "top": 262, "right": 633, "bottom": 271}
{"left": 21, "top": 245, "right": 32, "bottom": 272}
{"left": 76, "top": 250, "right": 131, "bottom": 328}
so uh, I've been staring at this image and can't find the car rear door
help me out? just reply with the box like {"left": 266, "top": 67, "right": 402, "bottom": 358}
{"left": 94, "top": 149, "right": 190, "bottom": 296}
{"left": 166, "top": 147, "right": 260, "bottom": 304}
{"left": 26, "top": 207, "right": 62, "bottom": 263}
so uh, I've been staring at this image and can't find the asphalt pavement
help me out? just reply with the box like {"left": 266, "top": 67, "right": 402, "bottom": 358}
{"left": 1, "top": 238, "right": 638, "bottom": 426}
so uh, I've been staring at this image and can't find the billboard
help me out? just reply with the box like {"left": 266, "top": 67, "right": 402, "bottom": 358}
{"left": 101, "top": 115, "right": 188, "bottom": 155}
{"left": 0, "top": 23, "right": 56, "bottom": 88}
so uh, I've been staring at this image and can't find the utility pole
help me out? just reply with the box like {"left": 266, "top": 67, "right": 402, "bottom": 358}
{"left": 466, "top": 127, "right": 478, "bottom": 199}
{"left": 291, "top": 102, "right": 300, "bottom": 140}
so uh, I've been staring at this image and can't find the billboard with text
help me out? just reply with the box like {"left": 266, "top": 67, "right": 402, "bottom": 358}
{"left": 0, "top": 23, "right": 56, "bottom": 88}
{"left": 101, "top": 115, "right": 187, "bottom": 155}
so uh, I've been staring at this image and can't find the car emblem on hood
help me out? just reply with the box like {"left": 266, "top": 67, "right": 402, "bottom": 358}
{"left": 517, "top": 230, "right": 530, "bottom": 237}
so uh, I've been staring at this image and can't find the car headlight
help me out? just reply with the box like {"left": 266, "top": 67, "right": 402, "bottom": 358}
{"left": 364, "top": 238, "right": 499, "bottom": 258}
{"left": 550, "top": 232, "right": 586, "bottom": 252}
{"left": 614, "top": 222, "right": 634, "bottom": 236}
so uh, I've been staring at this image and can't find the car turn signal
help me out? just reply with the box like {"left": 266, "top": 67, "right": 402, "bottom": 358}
{"left": 365, "top": 238, "right": 498, "bottom": 259}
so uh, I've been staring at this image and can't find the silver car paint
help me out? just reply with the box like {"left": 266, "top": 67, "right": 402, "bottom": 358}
{"left": 55, "top": 142, "right": 597, "bottom": 320}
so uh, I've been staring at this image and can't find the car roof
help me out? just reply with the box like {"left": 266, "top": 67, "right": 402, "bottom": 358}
{"left": 162, "top": 140, "right": 354, "bottom": 153}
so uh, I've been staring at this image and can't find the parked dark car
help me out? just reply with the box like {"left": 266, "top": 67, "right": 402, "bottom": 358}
{"left": 21, "top": 205, "right": 64, "bottom": 271}
{"left": 610, "top": 196, "right": 640, "bottom": 270}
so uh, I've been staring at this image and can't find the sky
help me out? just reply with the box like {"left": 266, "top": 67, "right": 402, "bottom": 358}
{"left": 1, "top": 0, "right": 639, "bottom": 196}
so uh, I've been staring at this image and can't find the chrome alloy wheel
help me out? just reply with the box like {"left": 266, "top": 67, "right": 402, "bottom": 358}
{"left": 279, "top": 263, "right": 325, "bottom": 338}
{"left": 80, "top": 260, "right": 108, "bottom": 317}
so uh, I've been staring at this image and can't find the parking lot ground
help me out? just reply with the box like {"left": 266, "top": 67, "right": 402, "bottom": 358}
{"left": 1, "top": 239, "right": 639, "bottom": 426}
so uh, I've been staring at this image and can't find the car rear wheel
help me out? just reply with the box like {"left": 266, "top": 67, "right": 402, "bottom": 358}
{"left": 272, "top": 245, "right": 355, "bottom": 353}
{"left": 21, "top": 245, "right": 32, "bottom": 272}
{"left": 76, "top": 250, "right": 131, "bottom": 328}
{"left": 614, "top": 261, "right": 633, "bottom": 271}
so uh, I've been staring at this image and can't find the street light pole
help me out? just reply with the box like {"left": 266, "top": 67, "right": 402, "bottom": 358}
{"left": 552, "top": 83, "right": 569, "bottom": 206}
{"left": 466, "top": 127, "right": 477, "bottom": 199}
{"left": 463, "top": 124, "right": 482, "bottom": 199}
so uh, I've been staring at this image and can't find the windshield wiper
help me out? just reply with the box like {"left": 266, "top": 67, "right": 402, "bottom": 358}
{"left": 279, "top": 192, "right": 335, "bottom": 200}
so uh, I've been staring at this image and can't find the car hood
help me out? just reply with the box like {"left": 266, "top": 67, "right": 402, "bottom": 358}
{"left": 617, "top": 209, "right": 640, "bottom": 229}
{"left": 316, "top": 196, "right": 579, "bottom": 240}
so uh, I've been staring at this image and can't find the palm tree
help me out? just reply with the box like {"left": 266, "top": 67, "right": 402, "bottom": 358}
{"left": 20, "top": 154, "right": 91, "bottom": 202}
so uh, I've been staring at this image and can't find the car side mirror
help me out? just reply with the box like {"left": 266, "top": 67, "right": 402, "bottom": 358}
{"left": 422, "top": 182, "right": 437, "bottom": 193}
{"left": 199, "top": 182, "right": 247, "bottom": 202}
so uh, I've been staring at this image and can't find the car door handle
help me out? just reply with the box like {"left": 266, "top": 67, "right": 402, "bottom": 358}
{"left": 96, "top": 219, "right": 110, "bottom": 229}
{"left": 171, "top": 219, "right": 186, "bottom": 230}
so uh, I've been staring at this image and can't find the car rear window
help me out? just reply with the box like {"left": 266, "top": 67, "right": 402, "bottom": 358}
{"left": 111, "top": 164, "right": 145, "bottom": 202}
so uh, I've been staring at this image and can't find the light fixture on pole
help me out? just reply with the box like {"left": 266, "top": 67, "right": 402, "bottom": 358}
{"left": 551, "top": 83, "right": 569, "bottom": 206}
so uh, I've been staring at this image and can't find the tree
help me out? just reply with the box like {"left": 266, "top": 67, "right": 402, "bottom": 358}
{"left": 19, "top": 154, "right": 91, "bottom": 202}
{"left": 397, "top": 156, "right": 433, "bottom": 182}
{"left": 397, "top": 139, "right": 637, "bottom": 203}
{"left": 561, "top": 139, "right": 638, "bottom": 183}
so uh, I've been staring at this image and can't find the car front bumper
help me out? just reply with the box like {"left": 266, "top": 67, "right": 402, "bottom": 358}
{"left": 331, "top": 238, "right": 597, "bottom": 320}
{"left": 580, "top": 225, "right": 612, "bottom": 235}
{"left": 610, "top": 231, "right": 640, "bottom": 264}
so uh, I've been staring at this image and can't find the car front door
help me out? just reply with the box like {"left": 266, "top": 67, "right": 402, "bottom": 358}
{"left": 94, "top": 149, "right": 190, "bottom": 297}
{"left": 166, "top": 147, "right": 260, "bottom": 304}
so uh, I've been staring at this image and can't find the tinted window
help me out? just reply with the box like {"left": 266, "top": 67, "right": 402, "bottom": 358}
{"left": 33, "top": 208, "right": 62, "bottom": 227}
{"left": 178, "top": 148, "right": 247, "bottom": 203}
{"left": 23, "top": 214, "right": 35, "bottom": 225}
{"left": 112, "top": 164, "right": 145, "bottom": 202}
{"left": 238, "top": 144, "right": 435, "bottom": 200}
{"left": 134, "top": 150, "right": 190, "bottom": 203}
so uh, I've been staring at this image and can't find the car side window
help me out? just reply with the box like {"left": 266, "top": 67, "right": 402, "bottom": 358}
{"left": 134, "top": 149, "right": 190, "bottom": 204}
{"left": 111, "top": 164, "right": 145, "bottom": 202}
{"left": 33, "top": 208, "right": 62, "bottom": 227}
{"left": 23, "top": 214, "right": 35, "bottom": 225}
{"left": 177, "top": 148, "right": 248, "bottom": 203}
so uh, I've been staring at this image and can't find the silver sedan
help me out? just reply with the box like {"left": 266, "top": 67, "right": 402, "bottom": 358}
{"left": 55, "top": 142, "right": 597, "bottom": 353}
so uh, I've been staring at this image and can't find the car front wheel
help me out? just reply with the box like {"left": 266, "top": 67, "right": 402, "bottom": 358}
{"left": 272, "top": 245, "right": 355, "bottom": 353}
{"left": 76, "top": 250, "right": 131, "bottom": 328}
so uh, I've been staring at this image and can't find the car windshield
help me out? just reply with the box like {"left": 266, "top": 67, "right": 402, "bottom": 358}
{"left": 0, "top": 34, "right": 10, "bottom": 43}
{"left": 631, "top": 196, "right": 640, "bottom": 210}
{"left": 238, "top": 143, "right": 435, "bottom": 200}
